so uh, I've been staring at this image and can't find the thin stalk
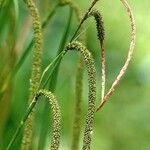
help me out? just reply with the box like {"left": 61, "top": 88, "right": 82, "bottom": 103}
{"left": 41, "top": 57, "right": 61, "bottom": 89}
{"left": 37, "top": 7, "right": 73, "bottom": 150}
{"left": 70, "top": 0, "right": 99, "bottom": 42}
{"left": 87, "top": 10, "right": 106, "bottom": 100}
{"left": 39, "top": 50, "right": 66, "bottom": 88}
{"left": 96, "top": 0, "right": 136, "bottom": 111}
{"left": 7, "top": 90, "right": 61, "bottom": 150}
{"left": 6, "top": 100, "right": 36, "bottom": 150}
{"left": 41, "top": 4, "right": 73, "bottom": 87}
{"left": 100, "top": 42, "right": 106, "bottom": 99}
{"left": 13, "top": 2, "right": 60, "bottom": 76}
{"left": 48, "top": 7, "right": 73, "bottom": 90}
{"left": 42, "top": 3, "right": 60, "bottom": 29}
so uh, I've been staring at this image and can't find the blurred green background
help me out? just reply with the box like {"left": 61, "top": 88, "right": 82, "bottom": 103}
{"left": 0, "top": 0, "right": 150, "bottom": 149}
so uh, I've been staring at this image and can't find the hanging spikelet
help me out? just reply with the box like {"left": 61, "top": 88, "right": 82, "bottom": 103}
{"left": 22, "top": 0, "right": 43, "bottom": 149}
{"left": 36, "top": 90, "right": 61, "bottom": 150}
{"left": 88, "top": 9, "right": 106, "bottom": 100}
{"left": 6, "top": 89, "right": 61, "bottom": 150}
{"left": 96, "top": 0, "right": 136, "bottom": 111}
{"left": 65, "top": 41, "right": 96, "bottom": 150}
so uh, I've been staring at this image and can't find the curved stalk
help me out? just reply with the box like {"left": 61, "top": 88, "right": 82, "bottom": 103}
{"left": 96, "top": 0, "right": 136, "bottom": 111}
{"left": 65, "top": 41, "right": 96, "bottom": 150}
{"left": 7, "top": 90, "right": 61, "bottom": 150}
{"left": 70, "top": 0, "right": 99, "bottom": 42}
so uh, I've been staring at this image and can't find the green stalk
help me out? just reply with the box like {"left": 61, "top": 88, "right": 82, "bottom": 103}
{"left": 37, "top": 7, "right": 73, "bottom": 150}
{"left": 6, "top": 100, "right": 36, "bottom": 150}
{"left": 7, "top": 28, "right": 68, "bottom": 148}
{"left": 7, "top": 90, "right": 61, "bottom": 150}
{"left": 65, "top": 41, "right": 96, "bottom": 150}
{"left": 70, "top": 0, "right": 99, "bottom": 42}
{"left": 12, "top": 2, "right": 60, "bottom": 76}
{"left": 39, "top": 50, "right": 67, "bottom": 88}
{"left": 41, "top": 55, "right": 63, "bottom": 89}
{"left": 48, "top": 7, "right": 73, "bottom": 90}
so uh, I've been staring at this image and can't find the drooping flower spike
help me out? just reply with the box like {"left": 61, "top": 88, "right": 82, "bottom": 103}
{"left": 96, "top": 0, "right": 136, "bottom": 112}
{"left": 65, "top": 41, "right": 96, "bottom": 150}
{"left": 87, "top": 9, "right": 106, "bottom": 101}
{"left": 22, "top": 0, "right": 43, "bottom": 149}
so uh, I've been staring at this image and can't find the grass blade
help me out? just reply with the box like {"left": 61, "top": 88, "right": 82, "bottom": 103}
{"left": 37, "top": 7, "right": 73, "bottom": 150}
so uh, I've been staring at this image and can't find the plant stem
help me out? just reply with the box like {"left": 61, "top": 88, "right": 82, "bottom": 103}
{"left": 37, "top": 7, "right": 73, "bottom": 150}
{"left": 7, "top": 90, "right": 61, "bottom": 150}
{"left": 13, "top": 2, "right": 60, "bottom": 76}
{"left": 70, "top": 0, "right": 99, "bottom": 42}
{"left": 96, "top": 0, "right": 136, "bottom": 111}
{"left": 6, "top": 99, "right": 37, "bottom": 150}
{"left": 65, "top": 41, "right": 96, "bottom": 150}
{"left": 21, "top": 0, "right": 43, "bottom": 148}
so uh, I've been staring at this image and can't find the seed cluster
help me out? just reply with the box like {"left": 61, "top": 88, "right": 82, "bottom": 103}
{"left": 22, "top": 0, "right": 43, "bottom": 149}
{"left": 88, "top": 10, "right": 105, "bottom": 45}
{"left": 36, "top": 90, "right": 61, "bottom": 150}
{"left": 66, "top": 41, "right": 96, "bottom": 150}
{"left": 24, "top": 0, "right": 42, "bottom": 93}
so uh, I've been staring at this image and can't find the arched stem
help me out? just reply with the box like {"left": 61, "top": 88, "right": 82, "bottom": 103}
{"left": 96, "top": 0, "right": 136, "bottom": 112}
{"left": 65, "top": 41, "right": 96, "bottom": 150}
{"left": 7, "top": 90, "right": 61, "bottom": 150}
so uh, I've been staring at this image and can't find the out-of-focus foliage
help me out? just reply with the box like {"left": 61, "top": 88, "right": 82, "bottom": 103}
{"left": 0, "top": 0, "right": 150, "bottom": 150}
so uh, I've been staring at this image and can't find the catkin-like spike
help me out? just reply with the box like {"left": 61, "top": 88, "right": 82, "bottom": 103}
{"left": 96, "top": 0, "right": 136, "bottom": 111}
{"left": 65, "top": 41, "right": 96, "bottom": 150}
{"left": 23, "top": 0, "right": 42, "bottom": 91}
{"left": 88, "top": 10, "right": 106, "bottom": 100}
{"left": 70, "top": 0, "right": 99, "bottom": 42}
{"left": 22, "top": 0, "right": 42, "bottom": 149}
{"left": 36, "top": 90, "right": 61, "bottom": 150}
{"left": 6, "top": 90, "right": 61, "bottom": 150}
{"left": 66, "top": 1, "right": 86, "bottom": 150}
{"left": 88, "top": 10, "right": 105, "bottom": 45}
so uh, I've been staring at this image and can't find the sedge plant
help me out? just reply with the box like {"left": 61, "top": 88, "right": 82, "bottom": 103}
{"left": 0, "top": 0, "right": 136, "bottom": 149}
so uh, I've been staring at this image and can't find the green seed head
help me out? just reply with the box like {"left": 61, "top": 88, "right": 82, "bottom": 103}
{"left": 22, "top": 0, "right": 43, "bottom": 149}
{"left": 88, "top": 10, "right": 105, "bottom": 44}
{"left": 65, "top": 41, "right": 96, "bottom": 150}
{"left": 37, "top": 90, "right": 61, "bottom": 150}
